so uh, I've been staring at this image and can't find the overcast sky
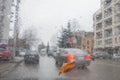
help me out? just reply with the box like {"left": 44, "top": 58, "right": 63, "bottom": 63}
{"left": 20, "top": 0, "right": 100, "bottom": 45}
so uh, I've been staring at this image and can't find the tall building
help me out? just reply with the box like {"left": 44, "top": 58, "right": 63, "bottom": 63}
{"left": 0, "top": 0, "right": 13, "bottom": 43}
{"left": 93, "top": 0, "right": 120, "bottom": 54}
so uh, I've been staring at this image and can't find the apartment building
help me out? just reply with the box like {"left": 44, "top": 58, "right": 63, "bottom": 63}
{"left": 71, "top": 31, "right": 94, "bottom": 53}
{"left": 93, "top": 0, "right": 120, "bottom": 54}
{"left": 0, "top": 0, "right": 13, "bottom": 43}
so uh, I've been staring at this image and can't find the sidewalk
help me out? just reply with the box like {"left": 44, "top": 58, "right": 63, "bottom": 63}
{"left": 0, "top": 57, "right": 24, "bottom": 77}
{"left": 10, "top": 57, "right": 24, "bottom": 63}
{"left": 95, "top": 59, "right": 120, "bottom": 65}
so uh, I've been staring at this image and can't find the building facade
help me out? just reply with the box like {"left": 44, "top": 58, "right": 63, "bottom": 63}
{"left": 93, "top": 0, "right": 120, "bottom": 54}
{"left": 0, "top": 0, "right": 13, "bottom": 43}
{"left": 66, "top": 31, "right": 86, "bottom": 48}
{"left": 81, "top": 32, "right": 94, "bottom": 54}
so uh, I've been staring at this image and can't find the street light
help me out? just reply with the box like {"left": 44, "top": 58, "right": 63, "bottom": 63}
{"left": 13, "top": 0, "right": 20, "bottom": 60}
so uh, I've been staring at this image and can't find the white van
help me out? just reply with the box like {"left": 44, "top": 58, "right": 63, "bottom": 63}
{"left": 40, "top": 49, "right": 46, "bottom": 56}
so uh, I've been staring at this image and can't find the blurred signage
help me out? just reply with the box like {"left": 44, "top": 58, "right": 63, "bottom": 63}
{"left": 0, "top": 39, "right": 8, "bottom": 45}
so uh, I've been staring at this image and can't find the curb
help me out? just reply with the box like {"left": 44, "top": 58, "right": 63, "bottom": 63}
{"left": 10, "top": 59, "right": 24, "bottom": 63}
{"left": 0, "top": 59, "right": 24, "bottom": 78}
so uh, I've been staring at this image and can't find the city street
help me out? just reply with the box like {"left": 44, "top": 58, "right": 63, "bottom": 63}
{"left": 1, "top": 0, "right": 120, "bottom": 80}
{"left": 0, "top": 55, "right": 120, "bottom": 80}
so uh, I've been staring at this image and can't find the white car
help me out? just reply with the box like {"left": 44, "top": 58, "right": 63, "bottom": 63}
{"left": 19, "top": 51, "right": 26, "bottom": 57}
{"left": 40, "top": 49, "right": 46, "bottom": 56}
{"left": 112, "top": 54, "right": 120, "bottom": 61}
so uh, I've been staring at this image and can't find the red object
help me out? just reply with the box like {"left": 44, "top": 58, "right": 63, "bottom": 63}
{"left": 67, "top": 54, "right": 75, "bottom": 62}
{"left": 85, "top": 54, "right": 92, "bottom": 60}
{"left": 70, "top": 37, "right": 74, "bottom": 43}
{"left": 0, "top": 46, "right": 11, "bottom": 60}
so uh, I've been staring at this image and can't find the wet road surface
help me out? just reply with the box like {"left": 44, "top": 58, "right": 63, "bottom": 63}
{"left": 1, "top": 55, "right": 120, "bottom": 80}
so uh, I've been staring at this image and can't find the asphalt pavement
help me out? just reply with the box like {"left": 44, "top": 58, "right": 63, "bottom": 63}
{"left": 1, "top": 55, "right": 120, "bottom": 80}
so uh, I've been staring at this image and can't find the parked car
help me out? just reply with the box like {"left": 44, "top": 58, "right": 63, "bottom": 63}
{"left": 96, "top": 52, "right": 111, "bottom": 59}
{"left": 48, "top": 47, "right": 59, "bottom": 57}
{"left": 91, "top": 54, "right": 95, "bottom": 61}
{"left": 54, "top": 48, "right": 91, "bottom": 69}
{"left": 0, "top": 45, "right": 11, "bottom": 61}
{"left": 19, "top": 49, "right": 26, "bottom": 57}
{"left": 24, "top": 51, "right": 39, "bottom": 64}
{"left": 112, "top": 54, "right": 120, "bottom": 61}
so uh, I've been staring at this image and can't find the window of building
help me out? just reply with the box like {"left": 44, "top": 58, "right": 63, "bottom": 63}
{"left": 104, "top": 0, "right": 112, "bottom": 8}
{"left": 115, "top": 38, "right": 117, "bottom": 43}
{"left": 96, "top": 40, "right": 102, "bottom": 46}
{"left": 96, "top": 13, "right": 102, "bottom": 22}
{"left": 115, "top": 3, "right": 120, "bottom": 13}
{"left": 87, "top": 46, "right": 89, "bottom": 49}
{"left": 115, "top": 15, "right": 120, "bottom": 23}
{"left": 104, "top": 8, "right": 112, "bottom": 17}
{"left": 105, "top": 38, "right": 112, "bottom": 45}
{"left": 87, "top": 40, "right": 89, "bottom": 45}
{"left": 115, "top": 26, "right": 120, "bottom": 35}
{"left": 119, "top": 37, "right": 120, "bottom": 43}
{"left": 104, "top": 18, "right": 112, "bottom": 27}
{"left": 105, "top": 29, "right": 112, "bottom": 37}
{"left": 96, "top": 32, "right": 102, "bottom": 39}
{"left": 96, "top": 23, "right": 102, "bottom": 30}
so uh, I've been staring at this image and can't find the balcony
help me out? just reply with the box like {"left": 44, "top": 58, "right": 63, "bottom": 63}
{"left": 96, "top": 32, "right": 102, "bottom": 39}
{"left": 104, "top": 8, "right": 112, "bottom": 18}
{"left": 105, "top": 38, "right": 112, "bottom": 45}
{"left": 104, "top": 18, "right": 112, "bottom": 27}
{"left": 96, "top": 23, "right": 102, "bottom": 30}
{"left": 104, "top": 29, "right": 112, "bottom": 37}
{"left": 96, "top": 13, "right": 102, "bottom": 22}
{"left": 96, "top": 40, "right": 102, "bottom": 46}
{"left": 104, "top": 0, "right": 112, "bottom": 8}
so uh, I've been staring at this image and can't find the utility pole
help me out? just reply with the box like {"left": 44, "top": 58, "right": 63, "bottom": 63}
{"left": 13, "top": 0, "right": 20, "bottom": 59}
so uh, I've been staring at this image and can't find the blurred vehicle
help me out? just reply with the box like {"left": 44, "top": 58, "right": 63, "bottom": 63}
{"left": 24, "top": 51, "right": 39, "bottom": 64}
{"left": 112, "top": 54, "right": 120, "bottom": 61}
{"left": 19, "top": 49, "right": 26, "bottom": 57}
{"left": 0, "top": 44, "right": 11, "bottom": 61}
{"left": 40, "top": 49, "right": 46, "bottom": 56}
{"left": 91, "top": 54, "right": 95, "bottom": 61}
{"left": 47, "top": 49, "right": 54, "bottom": 56}
{"left": 48, "top": 47, "right": 59, "bottom": 57}
{"left": 54, "top": 48, "right": 91, "bottom": 69}
{"left": 95, "top": 52, "right": 111, "bottom": 59}
{"left": 52, "top": 48, "right": 61, "bottom": 58}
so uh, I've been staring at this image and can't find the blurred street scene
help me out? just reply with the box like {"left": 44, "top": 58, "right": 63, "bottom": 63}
{"left": 1, "top": 0, "right": 120, "bottom": 80}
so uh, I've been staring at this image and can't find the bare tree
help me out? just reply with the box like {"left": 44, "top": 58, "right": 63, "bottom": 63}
{"left": 70, "top": 18, "right": 81, "bottom": 32}
{"left": 22, "top": 28, "right": 38, "bottom": 49}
